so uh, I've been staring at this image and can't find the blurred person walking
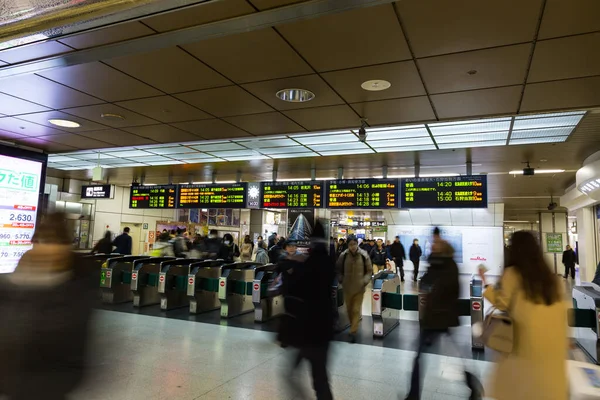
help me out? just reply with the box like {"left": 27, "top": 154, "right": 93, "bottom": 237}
{"left": 404, "top": 227, "right": 482, "bottom": 400}
{"left": 240, "top": 235, "right": 254, "bottom": 262}
{"left": 562, "top": 244, "right": 577, "bottom": 280}
{"left": 269, "top": 237, "right": 286, "bottom": 264}
{"left": 479, "top": 231, "right": 567, "bottom": 400}
{"left": 336, "top": 235, "right": 372, "bottom": 343}
{"left": 389, "top": 236, "right": 407, "bottom": 281}
{"left": 252, "top": 235, "right": 263, "bottom": 261}
{"left": 0, "top": 213, "right": 99, "bottom": 400}
{"left": 370, "top": 238, "right": 387, "bottom": 274}
{"left": 218, "top": 233, "right": 240, "bottom": 263}
{"left": 91, "top": 231, "right": 113, "bottom": 254}
{"left": 151, "top": 232, "right": 175, "bottom": 257}
{"left": 280, "top": 221, "right": 334, "bottom": 400}
{"left": 254, "top": 241, "right": 269, "bottom": 264}
{"left": 113, "top": 227, "right": 132, "bottom": 255}
{"left": 409, "top": 239, "right": 423, "bottom": 282}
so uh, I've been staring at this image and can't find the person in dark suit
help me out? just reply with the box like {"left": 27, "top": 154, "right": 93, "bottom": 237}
{"left": 113, "top": 227, "right": 132, "bottom": 255}
{"left": 562, "top": 245, "right": 577, "bottom": 279}
{"left": 409, "top": 239, "right": 423, "bottom": 281}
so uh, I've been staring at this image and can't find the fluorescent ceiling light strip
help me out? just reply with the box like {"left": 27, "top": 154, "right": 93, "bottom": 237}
{"left": 365, "top": 124, "right": 425, "bottom": 132}
{"left": 428, "top": 117, "right": 511, "bottom": 127}
{"left": 509, "top": 127, "right": 574, "bottom": 139}
{"left": 512, "top": 116, "right": 583, "bottom": 130}
{"left": 428, "top": 121, "right": 511, "bottom": 135}
{"left": 318, "top": 149, "right": 374, "bottom": 156}
{"left": 236, "top": 138, "right": 297, "bottom": 148}
{"left": 224, "top": 156, "right": 271, "bottom": 161}
{"left": 375, "top": 145, "right": 436, "bottom": 153}
{"left": 515, "top": 111, "right": 585, "bottom": 119}
{"left": 508, "top": 136, "right": 568, "bottom": 145}
{"left": 437, "top": 140, "right": 507, "bottom": 149}
{"left": 191, "top": 143, "right": 245, "bottom": 152}
{"left": 369, "top": 138, "right": 434, "bottom": 147}
{"left": 434, "top": 132, "right": 508, "bottom": 144}
{"left": 309, "top": 143, "right": 369, "bottom": 152}
{"left": 294, "top": 134, "right": 358, "bottom": 145}
{"left": 508, "top": 169, "right": 565, "bottom": 174}
{"left": 270, "top": 153, "right": 318, "bottom": 159}
{"left": 365, "top": 129, "right": 431, "bottom": 141}
{"left": 289, "top": 130, "right": 350, "bottom": 138}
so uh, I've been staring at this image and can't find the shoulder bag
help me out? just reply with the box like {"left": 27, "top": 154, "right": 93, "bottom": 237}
{"left": 479, "top": 285, "right": 516, "bottom": 353}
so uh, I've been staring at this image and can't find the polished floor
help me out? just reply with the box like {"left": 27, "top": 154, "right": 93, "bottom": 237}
{"left": 72, "top": 310, "right": 494, "bottom": 400}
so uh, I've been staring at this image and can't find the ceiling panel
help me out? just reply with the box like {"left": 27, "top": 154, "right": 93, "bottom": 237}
{"left": 0, "top": 117, "right": 66, "bottom": 137}
{"left": 0, "top": 93, "right": 50, "bottom": 115}
{"left": 292, "top": 132, "right": 356, "bottom": 145}
{"left": 528, "top": 33, "right": 600, "bottom": 83}
{"left": 171, "top": 119, "right": 251, "bottom": 139}
{"left": 39, "top": 62, "right": 162, "bottom": 102}
{"left": 283, "top": 105, "right": 359, "bottom": 131}
{"left": 242, "top": 75, "right": 344, "bottom": 110}
{"left": 0, "top": 129, "right": 26, "bottom": 139}
{"left": 520, "top": 76, "right": 600, "bottom": 112}
{"left": 418, "top": 44, "right": 531, "bottom": 94}
{"left": 122, "top": 125, "right": 202, "bottom": 143}
{"left": 183, "top": 28, "right": 313, "bottom": 83}
{"left": 397, "top": 0, "right": 542, "bottom": 57}
{"left": 105, "top": 47, "right": 231, "bottom": 93}
{"left": 15, "top": 137, "right": 76, "bottom": 152}
{"left": 538, "top": 0, "right": 600, "bottom": 39}
{"left": 115, "top": 96, "right": 212, "bottom": 123}
{"left": 351, "top": 96, "right": 435, "bottom": 126}
{"left": 62, "top": 104, "right": 159, "bottom": 128}
{"left": 224, "top": 112, "right": 304, "bottom": 135}
{"left": 0, "top": 41, "right": 72, "bottom": 64}
{"left": 430, "top": 86, "right": 522, "bottom": 119}
{"left": 78, "top": 129, "right": 156, "bottom": 146}
{"left": 321, "top": 61, "right": 425, "bottom": 103}
{"left": 57, "top": 22, "right": 155, "bottom": 49}
{"left": 14, "top": 110, "right": 109, "bottom": 132}
{"left": 142, "top": 0, "right": 255, "bottom": 32}
{"left": 250, "top": 0, "right": 306, "bottom": 9}
{"left": 175, "top": 86, "right": 273, "bottom": 117}
{"left": 0, "top": 74, "right": 103, "bottom": 109}
{"left": 238, "top": 138, "right": 297, "bottom": 149}
{"left": 277, "top": 4, "right": 410, "bottom": 71}
{"left": 36, "top": 134, "right": 113, "bottom": 149}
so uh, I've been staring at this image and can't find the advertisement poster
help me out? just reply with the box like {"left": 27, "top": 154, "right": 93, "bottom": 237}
{"left": 0, "top": 154, "right": 43, "bottom": 273}
{"left": 287, "top": 208, "right": 315, "bottom": 248}
{"left": 546, "top": 233, "right": 563, "bottom": 253}
{"left": 392, "top": 225, "right": 504, "bottom": 275}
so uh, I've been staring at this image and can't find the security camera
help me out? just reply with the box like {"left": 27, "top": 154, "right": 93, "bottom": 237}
{"left": 358, "top": 126, "right": 367, "bottom": 142}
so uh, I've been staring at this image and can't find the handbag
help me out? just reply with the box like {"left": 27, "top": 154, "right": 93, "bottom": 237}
{"left": 479, "top": 286, "right": 516, "bottom": 353}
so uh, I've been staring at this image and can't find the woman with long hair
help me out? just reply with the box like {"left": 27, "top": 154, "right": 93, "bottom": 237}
{"left": 479, "top": 230, "right": 567, "bottom": 400}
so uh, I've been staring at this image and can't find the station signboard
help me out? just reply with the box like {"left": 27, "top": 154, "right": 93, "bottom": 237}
{"left": 400, "top": 175, "right": 488, "bottom": 208}
{"left": 261, "top": 181, "right": 324, "bottom": 208}
{"left": 178, "top": 183, "right": 247, "bottom": 209}
{"left": 81, "top": 184, "right": 114, "bottom": 199}
{"left": 326, "top": 179, "right": 398, "bottom": 209}
{"left": 129, "top": 185, "right": 177, "bottom": 209}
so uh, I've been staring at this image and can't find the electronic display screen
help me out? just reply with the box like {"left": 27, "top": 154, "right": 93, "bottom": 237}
{"left": 129, "top": 185, "right": 176, "bottom": 209}
{"left": 0, "top": 154, "right": 43, "bottom": 273}
{"left": 400, "top": 175, "right": 488, "bottom": 208}
{"left": 261, "top": 181, "right": 323, "bottom": 208}
{"left": 326, "top": 179, "right": 398, "bottom": 209}
{"left": 178, "top": 183, "right": 247, "bottom": 209}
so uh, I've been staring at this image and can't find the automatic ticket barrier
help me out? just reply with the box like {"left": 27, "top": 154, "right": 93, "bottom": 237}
{"left": 332, "top": 278, "right": 351, "bottom": 333}
{"left": 100, "top": 256, "right": 148, "bottom": 304}
{"left": 131, "top": 257, "right": 175, "bottom": 307}
{"left": 158, "top": 259, "right": 204, "bottom": 311}
{"left": 470, "top": 276, "right": 485, "bottom": 349}
{"left": 252, "top": 264, "right": 284, "bottom": 322}
{"left": 371, "top": 272, "right": 401, "bottom": 337}
{"left": 187, "top": 260, "right": 225, "bottom": 314}
{"left": 570, "top": 285, "right": 600, "bottom": 364}
{"left": 218, "top": 262, "right": 262, "bottom": 318}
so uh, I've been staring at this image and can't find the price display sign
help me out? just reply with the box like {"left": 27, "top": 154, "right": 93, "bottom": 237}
{"left": 178, "top": 183, "right": 247, "bottom": 209}
{"left": 326, "top": 179, "right": 398, "bottom": 209}
{"left": 0, "top": 154, "right": 43, "bottom": 273}
{"left": 129, "top": 185, "right": 176, "bottom": 209}
{"left": 261, "top": 181, "right": 323, "bottom": 208}
{"left": 400, "top": 175, "right": 488, "bottom": 208}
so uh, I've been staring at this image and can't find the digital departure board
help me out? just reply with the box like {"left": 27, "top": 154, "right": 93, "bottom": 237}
{"left": 129, "top": 185, "right": 176, "bottom": 209}
{"left": 400, "top": 175, "right": 488, "bottom": 208}
{"left": 326, "top": 179, "right": 398, "bottom": 209}
{"left": 178, "top": 183, "right": 247, "bottom": 209}
{"left": 261, "top": 181, "right": 324, "bottom": 208}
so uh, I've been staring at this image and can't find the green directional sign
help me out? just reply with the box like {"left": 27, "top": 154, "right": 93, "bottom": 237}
{"left": 546, "top": 233, "right": 563, "bottom": 253}
{"left": 100, "top": 270, "right": 106, "bottom": 285}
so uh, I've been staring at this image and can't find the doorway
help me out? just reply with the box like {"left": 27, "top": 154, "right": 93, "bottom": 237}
{"left": 121, "top": 223, "right": 141, "bottom": 255}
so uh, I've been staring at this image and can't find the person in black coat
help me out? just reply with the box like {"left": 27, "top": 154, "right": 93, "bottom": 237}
{"left": 217, "top": 233, "right": 240, "bottom": 263}
{"left": 91, "top": 231, "right": 113, "bottom": 254}
{"left": 409, "top": 239, "right": 423, "bottom": 281}
{"left": 113, "top": 227, "right": 132, "bottom": 255}
{"left": 562, "top": 245, "right": 577, "bottom": 279}
{"left": 279, "top": 221, "right": 334, "bottom": 400}
{"left": 389, "top": 236, "right": 407, "bottom": 281}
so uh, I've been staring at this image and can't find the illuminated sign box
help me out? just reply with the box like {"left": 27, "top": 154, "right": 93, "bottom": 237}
{"left": 326, "top": 179, "right": 398, "bottom": 209}
{"left": 261, "top": 181, "right": 324, "bottom": 208}
{"left": 178, "top": 183, "right": 248, "bottom": 209}
{"left": 400, "top": 175, "right": 488, "bottom": 209}
{"left": 81, "top": 184, "right": 114, "bottom": 199}
{"left": 129, "top": 185, "right": 177, "bottom": 209}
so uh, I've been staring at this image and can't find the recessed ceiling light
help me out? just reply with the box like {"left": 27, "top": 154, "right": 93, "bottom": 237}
{"left": 48, "top": 119, "right": 80, "bottom": 128}
{"left": 361, "top": 80, "right": 391, "bottom": 91}
{"left": 101, "top": 113, "right": 125, "bottom": 121}
{"left": 276, "top": 88, "right": 315, "bottom": 103}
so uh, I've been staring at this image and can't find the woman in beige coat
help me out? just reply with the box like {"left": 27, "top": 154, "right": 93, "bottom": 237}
{"left": 479, "top": 231, "right": 568, "bottom": 400}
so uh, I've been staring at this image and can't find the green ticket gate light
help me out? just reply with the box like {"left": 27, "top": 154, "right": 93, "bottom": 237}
{"left": 218, "top": 262, "right": 262, "bottom": 318}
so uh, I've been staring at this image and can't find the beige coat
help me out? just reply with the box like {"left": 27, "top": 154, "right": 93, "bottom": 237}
{"left": 483, "top": 267, "right": 568, "bottom": 400}
{"left": 336, "top": 248, "right": 373, "bottom": 296}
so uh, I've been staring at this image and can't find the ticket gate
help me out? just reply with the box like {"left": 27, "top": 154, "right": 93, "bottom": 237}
{"left": 85, "top": 254, "right": 123, "bottom": 298}
{"left": 131, "top": 257, "right": 175, "bottom": 307}
{"left": 187, "top": 260, "right": 225, "bottom": 314}
{"left": 100, "top": 256, "right": 148, "bottom": 304}
{"left": 158, "top": 259, "right": 204, "bottom": 311}
{"left": 252, "top": 264, "right": 284, "bottom": 322}
{"left": 332, "top": 278, "right": 351, "bottom": 333}
{"left": 570, "top": 285, "right": 600, "bottom": 364}
{"left": 218, "top": 262, "right": 262, "bottom": 318}
{"left": 470, "top": 276, "right": 485, "bottom": 349}
{"left": 371, "top": 272, "right": 401, "bottom": 337}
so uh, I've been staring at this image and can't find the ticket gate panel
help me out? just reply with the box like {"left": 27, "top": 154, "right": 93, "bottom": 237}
{"left": 219, "top": 262, "right": 261, "bottom": 318}
{"left": 469, "top": 277, "right": 485, "bottom": 350}
{"left": 332, "top": 279, "right": 350, "bottom": 333}
{"left": 131, "top": 257, "right": 174, "bottom": 307}
{"left": 188, "top": 260, "right": 224, "bottom": 314}
{"left": 252, "top": 264, "right": 284, "bottom": 322}
{"left": 101, "top": 256, "right": 149, "bottom": 304}
{"left": 372, "top": 272, "right": 401, "bottom": 338}
{"left": 571, "top": 286, "right": 600, "bottom": 364}
{"left": 158, "top": 259, "right": 202, "bottom": 311}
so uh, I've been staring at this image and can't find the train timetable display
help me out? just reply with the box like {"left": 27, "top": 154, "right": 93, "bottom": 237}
{"left": 129, "top": 185, "right": 176, "bottom": 209}
{"left": 401, "top": 175, "right": 488, "bottom": 208}
{"left": 326, "top": 179, "right": 398, "bottom": 209}
{"left": 178, "top": 183, "right": 247, "bottom": 208}
{"left": 261, "top": 181, "right": 323, "bottom": 208}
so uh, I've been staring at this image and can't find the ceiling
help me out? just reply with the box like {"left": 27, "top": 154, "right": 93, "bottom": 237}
{"left": 1, "top": 0, "right": 599, "bottom": 222}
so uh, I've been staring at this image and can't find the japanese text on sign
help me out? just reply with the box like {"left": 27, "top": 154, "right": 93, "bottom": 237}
{"left": 326, "top": 179, "right": 398, "bottom": 209}
{"left": 178, "top": 183, "right": 248, "bottom": 209}
{"left": 130, "top": 185, "right": 176, "bottom": 209}
{"left": 261, "top": 182, "right": 323, "bottom": 208}
{"left": 400, "top": 175, "right": 488, "bottom": 209}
